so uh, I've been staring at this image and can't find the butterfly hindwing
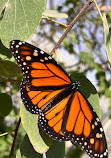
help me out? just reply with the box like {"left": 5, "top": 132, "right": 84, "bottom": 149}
{"left": 38, "top": 85, "right": 76, "bottom": 141}
{"left": 62, "top": 91, "right": 108, "bottom": 158}
{"left": 21, "top": 80, "right": 66, "bottom": 114}
{"left": 38, "top": 90, "right": 108, "bottom": 158}
{"left": 38, "top": 94, "right": 73, "bottom": 141}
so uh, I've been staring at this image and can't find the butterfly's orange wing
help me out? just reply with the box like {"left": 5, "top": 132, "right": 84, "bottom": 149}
{"left": 21, "top": 80, "right": 66, "bottom": 114}
{"left": 10, "top": 40, "right": 72, "bottom": 91}
{"left": 38, "top": 90, "right": 108, "bottom": 158}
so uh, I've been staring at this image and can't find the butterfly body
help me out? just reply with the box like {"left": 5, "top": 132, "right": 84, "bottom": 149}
{"left": 10, "top": 40, "right": 108, "bottom": 158}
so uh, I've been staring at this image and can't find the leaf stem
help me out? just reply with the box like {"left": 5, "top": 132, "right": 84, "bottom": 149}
{"left": 50, "top": 0, "right": 93, "bottom": 55}
{"left": 9, "top": 118, "right": 21, "bottom": 158}
{"left": 93, "top": 0, "right": 103, "bottom": 21}
{"left": 46, "top": 17, "right": 68, "bottom": 27}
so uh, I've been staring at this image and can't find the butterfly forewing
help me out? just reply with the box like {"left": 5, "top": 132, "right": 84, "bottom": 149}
{"left": 10, "top": 40, "right": 72, "bottom": 90}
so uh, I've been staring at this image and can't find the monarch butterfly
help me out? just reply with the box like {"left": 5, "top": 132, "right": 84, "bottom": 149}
{"left": 10, "top": 40, "right": 108, "bottom": 158}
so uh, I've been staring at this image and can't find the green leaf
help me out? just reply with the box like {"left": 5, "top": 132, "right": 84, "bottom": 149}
{"left": 43, "top": 9, "right": 68, "bottom": 19}
{"left": 0, "top": 0, "right": 46, "bottom": 48}
{"left": 66, "top": 148, "right": 83, "bottom": 158}
{"left": 70, "top": 72, "right": 101, "bottom": 119}
{"left": 16, "top": 135, "right": 43, "bottom": 158}
{"left": 70, "top": 31, "right": 79, "bottom": 44}
{"left": 79, "top": 52, "right": 98, "bottom": 69}
{"left": 11, "top": 75, "right": 23, "bottom": 93}
{"left": 0, "top": 58, "right": 22, "bottom": 79}
{"left": 105, "top": 88, "right": 111, "bottom": 97}
{"left": 20, "top": 102, "right": 52, "bottom": 154}
{"left": 103, "top": 13, "right": 111, "bottom": 65}
{"left": 0, "top": 93, "right": 13, "bottom": 116}
{"left": 46, "top": 141, "right": 65, "bottom": 158}
{"left": 0, "top": 40, "right": 12, "bottom": 58}
{"left": 16, "top": 137, "right": 65, "bottom": 158}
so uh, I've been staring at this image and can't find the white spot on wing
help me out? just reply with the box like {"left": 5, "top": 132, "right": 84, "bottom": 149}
{"left": 19, "top": 42, "right": 23, "bottom": 45}
{"left": 40, "top": 50, "right": 44, "bottom": 54}
{"left": 16, "top": 45, "right": 19, "bottom": 48}
{"left": 48, "top": 56, "right": 52, "bottom": 60}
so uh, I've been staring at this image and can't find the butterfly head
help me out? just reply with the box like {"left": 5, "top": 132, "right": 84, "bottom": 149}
{"left": 72, "top": 81, "right": 81, "bottom": 90}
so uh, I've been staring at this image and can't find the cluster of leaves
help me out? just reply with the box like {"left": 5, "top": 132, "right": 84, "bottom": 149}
{"left": 0, "top": 0, "right": 111, "bottom": 158}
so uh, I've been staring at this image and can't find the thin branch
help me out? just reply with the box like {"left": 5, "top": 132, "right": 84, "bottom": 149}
{"left": 0, "top": 129, "right": 15, "bottom": 137}
{"left": 9, "top": 118, "right": 21, "bottom": 158}
{"left": 50, "top": 0, "right": 53, "bottom": 10}
{"left": 46, "top": 17, "right": 68, "bottom": 27}
{"left": 50, "top": 0, "right": 93, "bottom": 55}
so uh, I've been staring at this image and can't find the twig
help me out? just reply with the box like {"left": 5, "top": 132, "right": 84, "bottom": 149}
{"left": 0, "top": 129, "right": 15, "bottom": 137}
{"left": 46, "top": 17, "right": 68, "bottom": 27}
{"left": 9, "top": 118, "right": 21, "bottom": 158}
{"left": 50, "top": 0, "right": 93, "bottom": 55}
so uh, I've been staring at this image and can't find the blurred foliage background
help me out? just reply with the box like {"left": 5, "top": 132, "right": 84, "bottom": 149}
{"left": 0, "top": 0, "right": 111, "bottom": 158}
